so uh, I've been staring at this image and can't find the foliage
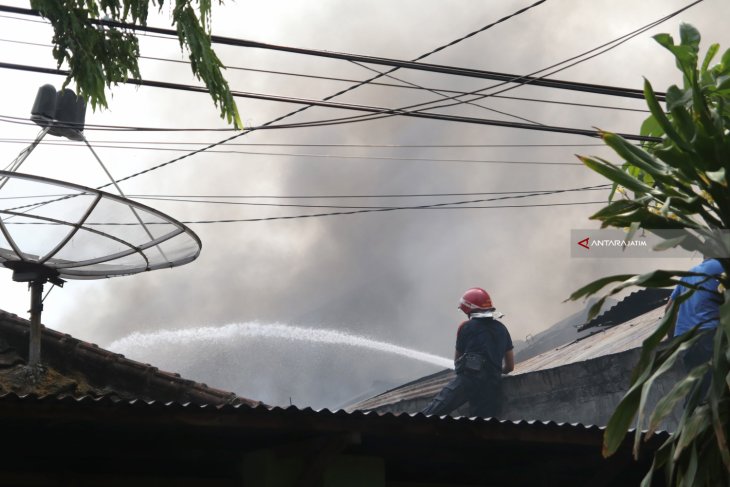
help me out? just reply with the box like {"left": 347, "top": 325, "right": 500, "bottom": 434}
{"left": 30, "top": 0, "right": 242, "bottom": 128}
{"left": 570, "top": 23, "right": 730, "bottom": 486}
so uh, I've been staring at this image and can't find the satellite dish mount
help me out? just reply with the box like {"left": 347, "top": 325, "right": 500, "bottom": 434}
{"left": 2, "top": 261, "right": 65, "bottom": 366}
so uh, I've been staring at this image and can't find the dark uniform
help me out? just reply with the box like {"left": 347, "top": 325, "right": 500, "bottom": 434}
{"left": 422, "top": 316, "right": 513, "bottom": 417}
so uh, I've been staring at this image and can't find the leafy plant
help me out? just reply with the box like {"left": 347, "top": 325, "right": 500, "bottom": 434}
{"left": 570, "top": 23, "right": 730, "bottom": 486}
{"left": 30, "top": 0, "right": 242, "bottom": 128}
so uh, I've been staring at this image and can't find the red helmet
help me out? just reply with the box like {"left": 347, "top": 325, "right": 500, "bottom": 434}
{"left": 458, "top": 287, "right": 494, "bottom": 315}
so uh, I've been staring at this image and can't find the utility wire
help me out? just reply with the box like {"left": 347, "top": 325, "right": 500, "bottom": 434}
{"left": 3, "top": 200, "right": 604, "bottom": 225}
{"left": 0, "top": 36, "right": 649, "bottom": 115}
{"left": 0, "top": 2, "right": 630, "bottom": 217}
{"left": 0, "top": 138, "right": 611, "bottom": 148}
{"left": 0, "top": 184, "right": 611, "bottom": 201}
{"left": 403, "top": 0, "right": 702, "bottom": 118}
{"left": 0, "top": 3, "right": 664, "bottom": 101}
{"left": 349, "top": 60, "right": 545, "bottom": 126}
{"left": 0, "top": 62, "right": 659, "bottom": 143}
{"left": 151, "top": 200, "right": 607, "bottom": 224}
{"left": 264, "top": 0, "right": 699, "bottom": 131}
{"left": 129, "top": 186, "right": 608, "bottom": 208}
{"left": 0, "top": 138, "right": 585, "bottom": 166}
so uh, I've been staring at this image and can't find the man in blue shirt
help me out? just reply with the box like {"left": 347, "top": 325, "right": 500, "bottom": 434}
{"left": 666, "top": 258, "right": 725, "bottom": 398}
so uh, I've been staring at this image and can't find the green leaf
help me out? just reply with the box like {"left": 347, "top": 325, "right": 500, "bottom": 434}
{"left": 647, "top": 362, "right": 710, "bottom": 435}
{"left": 602, "top": 132, "right": 671, "bottom": 179}
{"left": 702, "top": 43, "right": 720, "bottom": 74}
{"left": 633, "top": 332, "right": 702, "bottom": 457}
{"left": 665, "top": 85, "right": 693, "bottom": 112}
{"left": 567, "top": 274, "right": 635, "bottom": 302}
{"left": 706, "top": 167, "right": 727, "bottom": 186}
{"left": 640, "top": 114, "right": 665, "bottom": 139}
{"left": 603, "top": 302, "right": 682, "bottom": 458}
{"left": 578, "top": 155, "right": 656, "bottom": 195}
{"left": 644, "top": 79, "right": 694, "bottom": 153}
{"left": 679, "top": 23, "right": 701, "bottom": 52}
{"left": 652, "top": 235, "right": 687, "bottom": 251}
{"left": 674, "top": 405, "right": 711, "bottom": 460}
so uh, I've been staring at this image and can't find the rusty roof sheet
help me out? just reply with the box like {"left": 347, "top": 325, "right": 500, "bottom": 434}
{"left": 350, "top": 306, "right": 664, "bottom": 412}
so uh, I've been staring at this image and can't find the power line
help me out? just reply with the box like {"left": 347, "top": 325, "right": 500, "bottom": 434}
{"left": 0, "top": 36, "right": 649, "bottom": 115}
{"left": 349, "top": 59, "right": 545, "bottom": 126}
{"left": 0, "top": 62, "right": 659, "bottom": 143}
{"left": 2, "top": 200, "right": 605, "bottom": 225}
{"left": 0, "top": 138, "right": 585, "bottom": 166}
{"left": 0, "top": 184, "right": 612, "bottom": 201}
{"left": 267, "top": 0, "right": 699, "bottom": 131}
{"left": 125, "top": 185, "right": 609, "bottom": 207}
{"left": 403, "top": 0, "right": 701, "bottom": 118}
{"left": 0, "top": 2, "right": 635, "bottom": 212}
{"left": 160, "top": 200, "right": 607, "bottom": 224}
{"left": 0, "top": 3, "right": 665, "bottom": 102}
{"left": 0, "top": 138, "right": 612, "bottom": 149}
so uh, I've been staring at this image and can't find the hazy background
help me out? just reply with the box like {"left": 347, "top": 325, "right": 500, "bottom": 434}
{"left": 0, "top": 0, "right": 728, "bottom": 408}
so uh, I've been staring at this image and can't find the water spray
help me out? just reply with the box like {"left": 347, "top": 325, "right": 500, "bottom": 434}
{"left": 108, "top": 322, "right": 453, "bottom": 369}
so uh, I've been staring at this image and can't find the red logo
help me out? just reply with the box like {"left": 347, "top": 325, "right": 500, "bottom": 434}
{"left": 577, "top": 237, "right": 590, "bottom": 249}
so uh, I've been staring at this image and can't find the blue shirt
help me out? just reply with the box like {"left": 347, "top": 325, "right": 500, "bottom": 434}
{"left": 670, "top": 259, "right": 724, "bottom": 336}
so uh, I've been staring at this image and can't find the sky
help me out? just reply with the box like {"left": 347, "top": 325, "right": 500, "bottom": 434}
{"left": 0, "top": 0, "right": 728, "bottom": 409}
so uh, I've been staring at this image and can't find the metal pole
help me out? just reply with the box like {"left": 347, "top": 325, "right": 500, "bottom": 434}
{"left": 28, "top": 280, "right": 44, "bottom": 366}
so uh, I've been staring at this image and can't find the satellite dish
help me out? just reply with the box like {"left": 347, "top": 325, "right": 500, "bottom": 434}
{"left": 0, "top": 170, "right": 201, "bottom": 365}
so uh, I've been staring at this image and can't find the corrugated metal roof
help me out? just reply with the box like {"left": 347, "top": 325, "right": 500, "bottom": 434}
{"left": 350, "top": 306, "right": 665, "bottom": 412}
{"left": 0, "top": 391, "right": 664, "bottom": 487}
{"left": 0, "top": 390, "right": 609, "bottom": 436}
{"left": 578, "top": 288, "right": 671, "bottom": 331}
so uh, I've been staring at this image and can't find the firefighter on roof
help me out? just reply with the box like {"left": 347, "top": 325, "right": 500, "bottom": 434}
{"left": 422, "top": 287, "right": 514, "bottom": 417}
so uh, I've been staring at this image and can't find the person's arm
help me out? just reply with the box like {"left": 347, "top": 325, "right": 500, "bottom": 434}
{"left": 454, "top": 349, "right": 462, "bottom": 361}
{"left": 502, "top": 349, "right": 514, "bottom": 374}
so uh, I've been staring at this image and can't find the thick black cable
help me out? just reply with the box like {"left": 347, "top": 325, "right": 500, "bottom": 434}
{"left": 0, "top": 62, "right": 659, "bottom": 144}
{"left": 404, "top": 0, "right": 702, "bottom": 117}
{"left": 271, "top": 0, "right": 699, "bottom": 131}
{"left": 0, "top": 2, "right": 630, "bottom": 216}
{"left": 0, "top": 113, "right": 353, "bottom": 133}
{"left": 0, "top": 37, "right": 649, "bottom": 114}
{"left": 0, "top": 3, "right": 663, "bottom": 101}
{"left": 349, "top": 60, "right": 545, "bottom": 126}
